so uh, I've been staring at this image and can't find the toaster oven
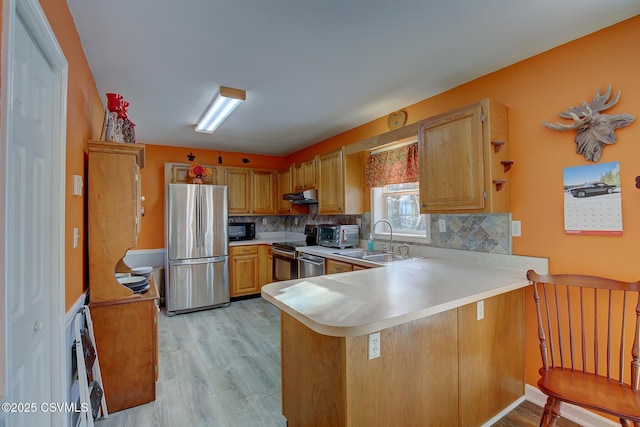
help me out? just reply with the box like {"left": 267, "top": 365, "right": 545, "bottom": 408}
{"left": 318, "top": 225, "right": 359, "bottom": 248}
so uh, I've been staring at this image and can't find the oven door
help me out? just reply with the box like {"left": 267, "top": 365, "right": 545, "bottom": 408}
{"left": 272, "top": 247, "right": 297, "bottom": 281}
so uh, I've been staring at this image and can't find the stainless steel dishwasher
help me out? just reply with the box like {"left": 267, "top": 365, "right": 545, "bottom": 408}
{"left": 298, "top": 253, "right": 325, "bottom": 278}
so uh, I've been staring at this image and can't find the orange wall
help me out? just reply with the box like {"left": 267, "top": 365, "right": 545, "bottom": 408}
{"left": 37, "top": 0, "right": 105, "bottom": 311}
{"left": 286, "top": 15, "right": 640, "bottom": 389}
{"left": 137, "top": 145, "right": 287, "bottom": 249}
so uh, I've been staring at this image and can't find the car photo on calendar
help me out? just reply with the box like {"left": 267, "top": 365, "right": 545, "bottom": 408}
{"left": 569, "top": 182, "right": 617, "bottom": 198}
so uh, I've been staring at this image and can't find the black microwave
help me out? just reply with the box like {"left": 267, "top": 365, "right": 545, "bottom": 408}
{"left": 228, "top": 222, "right": 255, "bottom": 241}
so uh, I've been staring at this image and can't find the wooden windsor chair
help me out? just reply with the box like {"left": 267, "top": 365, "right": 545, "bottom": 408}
{"left": 526, "top": 270, "right": 640, "bottom": 427}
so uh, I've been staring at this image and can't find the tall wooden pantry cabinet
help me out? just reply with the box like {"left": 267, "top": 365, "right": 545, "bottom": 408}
{"left": 87, "top": 141, "right": 159, "bottom": 413}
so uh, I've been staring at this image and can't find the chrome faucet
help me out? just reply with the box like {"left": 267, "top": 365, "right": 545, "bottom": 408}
{"left": 372, "top": 219, "right": 393, "bottom": 252}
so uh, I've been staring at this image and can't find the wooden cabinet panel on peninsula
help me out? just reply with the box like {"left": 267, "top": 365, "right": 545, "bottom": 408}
{"left": 418, "top": 99, "right": 510, "bottom": 213}
{"left": 280, "top": 288, "right": 523, "bottom": 426}
{"left": 317, "top": 148, "right": 364, "bottom": 215}
{"left": 87, "top": 141, "right": 159, "bottom": 413}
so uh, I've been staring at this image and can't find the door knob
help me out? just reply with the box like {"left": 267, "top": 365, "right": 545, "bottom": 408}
{"left": 33, "top": 321, "right": 43, "bottom": 332}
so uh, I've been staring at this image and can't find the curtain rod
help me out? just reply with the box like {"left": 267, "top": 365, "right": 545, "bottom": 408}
{"left": 369, "top": 137, "right": 418, "bottom": 155}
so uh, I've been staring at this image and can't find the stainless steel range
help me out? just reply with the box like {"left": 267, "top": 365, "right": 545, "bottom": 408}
{"left": 272, "top": 224, "right": 326, "bottom": 281}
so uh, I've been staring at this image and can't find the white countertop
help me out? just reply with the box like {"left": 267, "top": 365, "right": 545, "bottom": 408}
{"left": 261, "top": 252, "right": 548, "bottom": 338}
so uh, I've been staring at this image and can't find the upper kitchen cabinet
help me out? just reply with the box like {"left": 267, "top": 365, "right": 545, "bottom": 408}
{"left": 225, "top": 167, "right": 252, "bottom": 215}
{"left": 293, "top": 158, "right": 317, "bottom": 190}
{"left": 225, "top": 167, "right": 278, "bottom": 215}
{"left": 251, "top": 169, "right": 277, "bottom": 214}
{"left": 277, "top": 166, "right": 309, "bottom": 215}
{"left": 317, "top": 148, "right": 365, "bottom": 215}
{"left": 88, "top": 141, "right": 146, "bottom": 302}
{"left": 418, "top": 99, "right": 510, "bottom": 213}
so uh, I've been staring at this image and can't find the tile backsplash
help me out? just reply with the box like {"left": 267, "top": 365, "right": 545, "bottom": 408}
{"left": 231, "top": 204, "right": 511, "bottom": 254}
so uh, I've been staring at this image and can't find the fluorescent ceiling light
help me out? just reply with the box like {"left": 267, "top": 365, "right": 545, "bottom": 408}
{"left": 195, "top": 86, "right": 246, "bottom": 133}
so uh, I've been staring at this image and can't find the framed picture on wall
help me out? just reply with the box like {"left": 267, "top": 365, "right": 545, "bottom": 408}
{"left": 563, "top": 162, "right": 622, "bottom": 235}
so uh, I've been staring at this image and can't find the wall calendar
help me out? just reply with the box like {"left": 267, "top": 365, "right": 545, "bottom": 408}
{"left": 563, "top": 162, "right": 622, "bottom": 235}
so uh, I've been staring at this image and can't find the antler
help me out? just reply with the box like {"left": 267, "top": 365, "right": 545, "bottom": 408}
{"left": 587, "top": 84, "right": 620, "bottom": 113}
{"left": 542, "top": 106, "right": 593, "bottom": 131}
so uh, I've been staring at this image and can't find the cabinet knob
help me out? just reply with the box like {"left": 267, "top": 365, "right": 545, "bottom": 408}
{"left": 421, "top": 203, "right": 426, "bottom": 208}
{"left": 140, "top": 196, "right": 146, "bottom": 202}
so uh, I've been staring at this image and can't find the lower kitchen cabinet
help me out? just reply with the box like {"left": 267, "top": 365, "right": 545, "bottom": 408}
{"left": 326, "top": 259, "right": 353, "bottom": 274}
{"left": 89, "top": 280, "right": 159, "bottom": 413}
{"left": 230, "top": 245, "right": 260, "bottom": 297}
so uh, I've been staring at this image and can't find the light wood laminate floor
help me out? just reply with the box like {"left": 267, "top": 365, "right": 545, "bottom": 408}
{"left": 96, "top": 297, "right": 581, "bottom": 427}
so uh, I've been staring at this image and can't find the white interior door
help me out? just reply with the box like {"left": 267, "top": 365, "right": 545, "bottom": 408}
{"left": 6, "top": 11, "right": 59, "bottom": 427}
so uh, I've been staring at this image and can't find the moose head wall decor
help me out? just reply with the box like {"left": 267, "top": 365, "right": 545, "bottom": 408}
{"left": 542, "top": 85, "right": 635, "bottom": 162}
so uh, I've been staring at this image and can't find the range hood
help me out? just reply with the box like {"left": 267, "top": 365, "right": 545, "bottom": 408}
{"left": 283, "top": 189, "right": 318, "bottom": 204}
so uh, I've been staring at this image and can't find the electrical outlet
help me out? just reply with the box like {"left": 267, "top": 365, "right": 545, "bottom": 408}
{"left": 262, "top": 218, "right": 267, "bottom": 225}
{"left": 438, "top": 219, "right": 447, "bottom": 233}
{"left": 294, "top": 217, "right": 299, "bottom": 225}
{"left": 511, "top": 220, "right": 521, "bottom": 237}
{"left": 477, "top": 300, "right": 484, "bottom": 320}
{"left": 368, "top": 332, "right": 381, "bottom": 359}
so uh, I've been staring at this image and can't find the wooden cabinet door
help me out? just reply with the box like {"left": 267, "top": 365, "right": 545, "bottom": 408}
{"left": 292, "top": 164, "right": 303, "bottom": 191}
{"left": 252, "top": 170, "right": 277, "bottom": 214}
{"left": 259, "top": 245, "right": 273, "bottom": 286}
{"left": 326, "top": 259, "right": 352, "bottom": 275}
{"left": 230, "top": 246, "right": 260, "bottom": 296}
{"left": 301, "top": 158, "right": 316, "bottom": 189}
{"left": 317, "top": 150, "right": 344, "bottom": 214}
{"left": 225, "top": 168, "right": 251, "bottom": 215}
{"left": 277, "top": 166, "right": 293, "bottom": 214}
{"left": 419, "top": 103, "right": 484, "bottom": 212}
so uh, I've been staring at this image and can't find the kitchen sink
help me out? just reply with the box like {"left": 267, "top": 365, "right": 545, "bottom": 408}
{"left": 333, "top": 249, "right": 385, "bottom": 259}
{"left": 333, "top": 249, "right": 414, "bottom": 263}
{"left": 362, "top": 253, "right": 413, "bottom": 263}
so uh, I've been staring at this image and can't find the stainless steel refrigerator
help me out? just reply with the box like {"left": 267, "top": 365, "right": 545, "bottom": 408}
{"left": 165, "top": 184, "right": 229, "bottom": 315}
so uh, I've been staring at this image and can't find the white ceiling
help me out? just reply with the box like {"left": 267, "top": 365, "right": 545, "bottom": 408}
{"left": 66, "top": 0, "right": 640, "bottom": 156}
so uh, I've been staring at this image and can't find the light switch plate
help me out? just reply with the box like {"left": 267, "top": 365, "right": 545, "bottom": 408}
{"left": 438, "top": 219, "right": 447, "bottom": 233}
{"left": 73, "top": 175, "right": 83, "bottom": 196}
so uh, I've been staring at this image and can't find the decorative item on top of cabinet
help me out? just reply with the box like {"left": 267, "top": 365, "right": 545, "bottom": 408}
{"left": 387, "top": 110, "right": 407, "bottom": 130}
{"left": 418, "top": 99, "right": 510, "bottom": 213}
{"left": 541, "top": 85, "right": 635, "bottom": 162}
{"left": 317, "top": 148, "right": 364, "bottom": 215}
{"left": 168, "top": 162, "right": 218, "bottom": 184}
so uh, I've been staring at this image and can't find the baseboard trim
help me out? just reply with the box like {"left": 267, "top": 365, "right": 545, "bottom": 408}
{"left": 480, "top": 395, "right": 526, "bottom": 427}
{"left": 65, "top": 291, "right": 88, "bottom": 327}
{"left": 525, "top": 384, "right": 618, "bottom": 426}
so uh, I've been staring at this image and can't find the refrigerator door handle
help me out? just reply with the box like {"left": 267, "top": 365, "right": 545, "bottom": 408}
{"left": 171, "top": 256, "right": 227, "bottom": 266}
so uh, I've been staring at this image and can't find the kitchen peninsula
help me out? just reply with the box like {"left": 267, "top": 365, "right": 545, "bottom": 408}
{"left": 261, "top": 253, "right": 547, "bottom": 427}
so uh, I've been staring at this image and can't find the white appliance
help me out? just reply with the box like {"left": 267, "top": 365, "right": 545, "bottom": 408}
{"left": 165, "top": 184, "right": 230, "bottom": 315}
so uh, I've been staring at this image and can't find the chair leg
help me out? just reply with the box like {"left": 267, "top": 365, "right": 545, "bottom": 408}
{"left": 620, "top": 420, "right": 630, "bottom": 427}
{"left": 540, "top": 397, "right": 562, "bottom": 427}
